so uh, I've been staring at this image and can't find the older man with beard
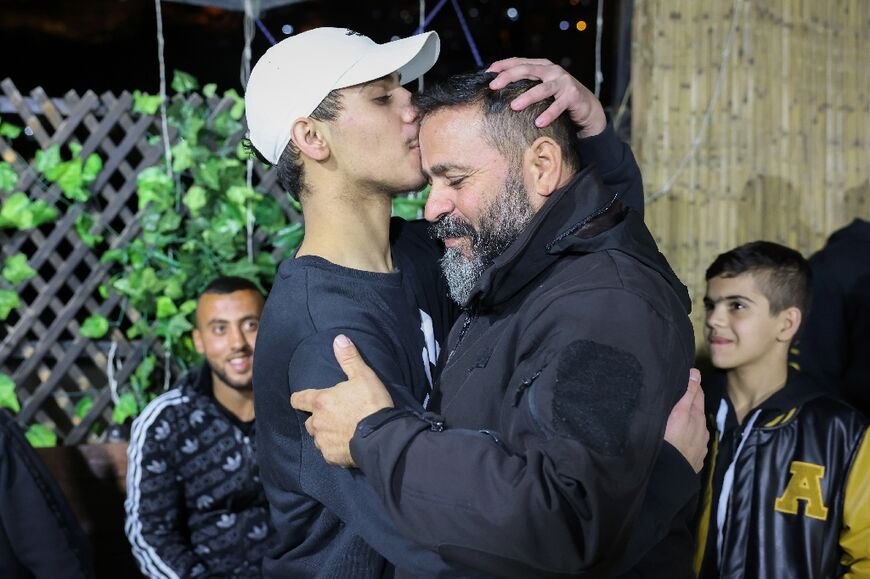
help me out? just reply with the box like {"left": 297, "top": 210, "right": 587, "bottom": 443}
{"left": 293, "top": 71, "right": 700, "bottom": 578}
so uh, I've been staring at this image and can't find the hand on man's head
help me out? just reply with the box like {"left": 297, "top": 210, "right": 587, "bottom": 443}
{"left": 290, "top": 335, "right": 395, "bottom": 467}
{"left": 487, "top": 57, "right": 607, "bottom": 137}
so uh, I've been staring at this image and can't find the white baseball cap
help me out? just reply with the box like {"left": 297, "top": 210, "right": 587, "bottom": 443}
{"left": 245, "top": 27, "right": 441, "bottom": 165}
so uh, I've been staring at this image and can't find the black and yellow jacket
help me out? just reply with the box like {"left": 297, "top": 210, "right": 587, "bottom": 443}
{"left": 694, "top": 370, "right": 870, "bottom": 579}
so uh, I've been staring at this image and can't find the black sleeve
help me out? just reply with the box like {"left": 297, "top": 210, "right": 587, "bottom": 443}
{"left": 286, "top": 330, "right": 475, "bottom": 578}
{"left": 577, "top": 121, "right": 645, "bottom": 217}
{"left": 350, "top": 290, "right": 691, "bottom": 577}
{"left": 608, "top": 444, "right": 700, "bottom": 578}
{"left": 0, "top": 412, "right": 95, "bottom": 579}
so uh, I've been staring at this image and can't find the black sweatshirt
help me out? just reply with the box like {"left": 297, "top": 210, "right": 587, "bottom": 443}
{"left": 253, "top": 219, "right": 468, "bottom": 578}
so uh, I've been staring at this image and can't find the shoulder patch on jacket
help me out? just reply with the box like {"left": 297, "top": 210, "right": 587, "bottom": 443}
{"left": 552, "top": 339, "right": 643, "bottom": 455}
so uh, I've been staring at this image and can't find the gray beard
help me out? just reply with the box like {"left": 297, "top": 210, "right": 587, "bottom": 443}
{"left": 435, "top": 168, "right": 534, "bottom": 306}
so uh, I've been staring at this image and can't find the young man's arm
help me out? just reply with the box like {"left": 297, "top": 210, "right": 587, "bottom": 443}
{"left": 280, "top": 330, "right": 481, "bottom": 578}
{"left": 125, "top": 395, "right": 209, "bottom": 579}
{"left": 840, "top": 426, "right": 870, "bottom": 578}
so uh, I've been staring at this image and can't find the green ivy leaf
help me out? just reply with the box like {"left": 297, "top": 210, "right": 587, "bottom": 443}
{"left": 194, "top": 158, "right": 222, "bottom": 190}
{"left": 2, "top": 254, "right": 37, "bottom": 285}
{"left": 0, "top": 289, "right": 21, "bottom": 320}
{"left": 171, "top": 70, "right": 199, "bottom": 94}
{"left": 253, "top": 196, "right": 287, "bottom": 233}
{"left": 34, "top": 145, "right": 61, "bottom": 175}
{"left": 203, "top": 83, "right": 217, "bottom": 98}
{"left": 112, "top": 392, "right": 138, "bottom": 424}
{"left": 75, "top": 213, "right": 104, "bottom": 248}
{"left": 55, "top": 160, "right": 90, "bottom": 202}
{"left": 68, "top": 142, "right": 83, "bottom": 157}
{"left": 392, "top": 197, "right": 425, "bottom": 220}
{"left": 25, "top": 424, "right": 57, "bottom": 448}
{"left": 222, "top": 88, "right": 245, "bottom": 120}
{"left": 227, "top": 185, "right": 260, "bottom": 207}
{"left": 80, "top": 314, "right": 109, "bottom": 339}
{"left": 213, "top": 111, "right": 242, "bottom": 138}
{"left": 135, "top": 355, "right": 157, "bottom": 385}
{"left": 0, "top": 162, "right": 17, "bottom": 192}
{"left": 171, "top": 140, "right": 193, "bottom": 172}
{"left": 288, "top": 194, "right": 303, "bottom": 213}
{"left": 74, "top": 397, "right": 94, "bottom": 419}
{"left": 100, "top": 248, "right": 127, "bottom": 265}
{"left": 0, "top": 374, "right": 20, "bottom": 413}
{"left": 126, "top": 319, "right": 150, "bottom": 339}
{"left": 273, "top": 222, "right": 305, "bottom": 256}
{"left": 82, "top": 153, "right": 103, "bottom": 183}
{"left": 0, "top": 122, "right": 22, "bottom": 139}
{"left": 137, "top": 167, "right": 174, "bottom": 211}
{"left": 179, "top": 299, "right": 197, "bottom": 315}
{"left": 132, "top": 90, "right": 164, "bottom": 115}
{"left": 163, "top": 274, "right": 185, "bottom": 300}
{"left": 28, "top": 200, "right": 59, "bottom": 228}
{"left": 0, "top": 192, "right": 31, "bottom": 229}
{"left": 180, "top": 115, "right": 205, "bottom": 145}
{"left": 183, "top": 185, "right": 207, "bottom": 215}
{"left": 156, "top": 313, "right": 193, "bottom": 341}
{"left": 156, "top": 296, "right": 178, "bottom": 319}
{"left": 98, "top": 284, "right": 110, "bottom": 299}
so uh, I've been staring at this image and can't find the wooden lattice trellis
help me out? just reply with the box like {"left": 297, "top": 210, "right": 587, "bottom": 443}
{"left": 0, "top": 79, "right": 296, "bottom": 444}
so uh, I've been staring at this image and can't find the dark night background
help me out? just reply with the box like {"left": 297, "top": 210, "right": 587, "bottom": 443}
{"left": 0, "top": 0, "right": 631, "bottom": 112}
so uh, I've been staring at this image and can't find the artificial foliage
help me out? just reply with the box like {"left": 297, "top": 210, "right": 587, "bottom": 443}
{"left": 0, "top": 70, "right": 430, "bottom": 444}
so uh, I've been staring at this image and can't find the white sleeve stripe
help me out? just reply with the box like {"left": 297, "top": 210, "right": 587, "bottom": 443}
{"left": 125, "top": 389, "right": 185, "bottom": 579}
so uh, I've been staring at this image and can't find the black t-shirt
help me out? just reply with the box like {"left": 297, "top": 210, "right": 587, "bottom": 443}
{"left": 253, "top": 218, "right": 463, "bottom": 578}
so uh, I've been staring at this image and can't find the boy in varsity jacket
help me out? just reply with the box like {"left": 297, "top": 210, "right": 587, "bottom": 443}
{"left": 694, "top": 241, "right": 869, "bottom": 578}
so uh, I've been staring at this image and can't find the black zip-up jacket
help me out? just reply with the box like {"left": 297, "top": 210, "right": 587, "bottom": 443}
{"left": 125, "top": 365, "right": 276, "bottom": 578}
{"left": 693, "top": 370, "right": 870, "bottom": 578}
{"left": 350, "top": 166, "right": 696, "bottom": 578}
{"left": 0, "top": 410, "right": 95, "bottom": 579}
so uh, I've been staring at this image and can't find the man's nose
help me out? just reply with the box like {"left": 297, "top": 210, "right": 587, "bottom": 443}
{"left": 424, "top": 186, "right": 455, "bottom": 223}
{"left": 229, "top": 326, "right": 249, "bottom": 350}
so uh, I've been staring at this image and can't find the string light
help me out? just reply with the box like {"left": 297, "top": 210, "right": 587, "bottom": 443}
{"left": 576, "top": 20, "right": 587, "bottom": 31}
{"left": 507, "top": 7, "right": 519, "bottom": 21}
{"left": 559, "top": 20, "right": 570, "bottom": 31}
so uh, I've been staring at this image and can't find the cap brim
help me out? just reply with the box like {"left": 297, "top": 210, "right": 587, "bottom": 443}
{"left": 336, "top": 31, "right": 440, "bottom": 89}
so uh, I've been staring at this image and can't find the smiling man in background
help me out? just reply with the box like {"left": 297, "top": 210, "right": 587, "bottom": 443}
{"left": 125, "top": 276, "right": 276, "bottom": 578}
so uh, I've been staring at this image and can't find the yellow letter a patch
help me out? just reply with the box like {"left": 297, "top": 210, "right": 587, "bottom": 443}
{"left": 774, "top": 461, "right": 829, "bottom": 521}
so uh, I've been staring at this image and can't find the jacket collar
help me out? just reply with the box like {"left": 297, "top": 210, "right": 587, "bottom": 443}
{"left": 705, "top": 368, "right": 825, "bottom": 419}
{"left": 466, "top": 165, "right": 691, "bottom": 313}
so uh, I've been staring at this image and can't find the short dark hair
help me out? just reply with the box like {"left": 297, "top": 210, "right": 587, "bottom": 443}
{"left": 412, "top": 71, "right": 581, "bottom": 171}
{"left": 244, "top": 90, "right": 344, "bottom": 201}
{"left": 705, "top": 241, "right": 811, "bottom": 315}
{"left": 200, "top": 276, "right": 263, "bottom": 299}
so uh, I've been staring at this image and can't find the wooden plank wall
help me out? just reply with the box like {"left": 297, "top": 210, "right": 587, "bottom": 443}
{"left": 632, "top": 0, "right": 869, "bottom": 344}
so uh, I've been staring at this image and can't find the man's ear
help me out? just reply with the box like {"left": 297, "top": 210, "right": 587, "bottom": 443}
{"left": 776, "top": 306, "right": 802, "bottom": 343}
{"left": 524, "top": 137, "right": 565, "bottom": 204}
{"left": 192, "top": 328, "right": 205, "bottom": 355}
{"left": 290, "top": 118, "right": 330, "bottom": 161}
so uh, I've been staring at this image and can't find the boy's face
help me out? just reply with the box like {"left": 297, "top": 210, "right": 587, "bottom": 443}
{"left": 703, "top": 273, "right": 795, "bottom": 371}
{"left": 325, "top": 73, "right": 426, "bottom": 194}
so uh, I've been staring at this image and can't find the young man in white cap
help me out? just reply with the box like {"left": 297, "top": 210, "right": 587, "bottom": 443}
{"left": 247, "top": 27, "right": 705, "bottom": 578}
